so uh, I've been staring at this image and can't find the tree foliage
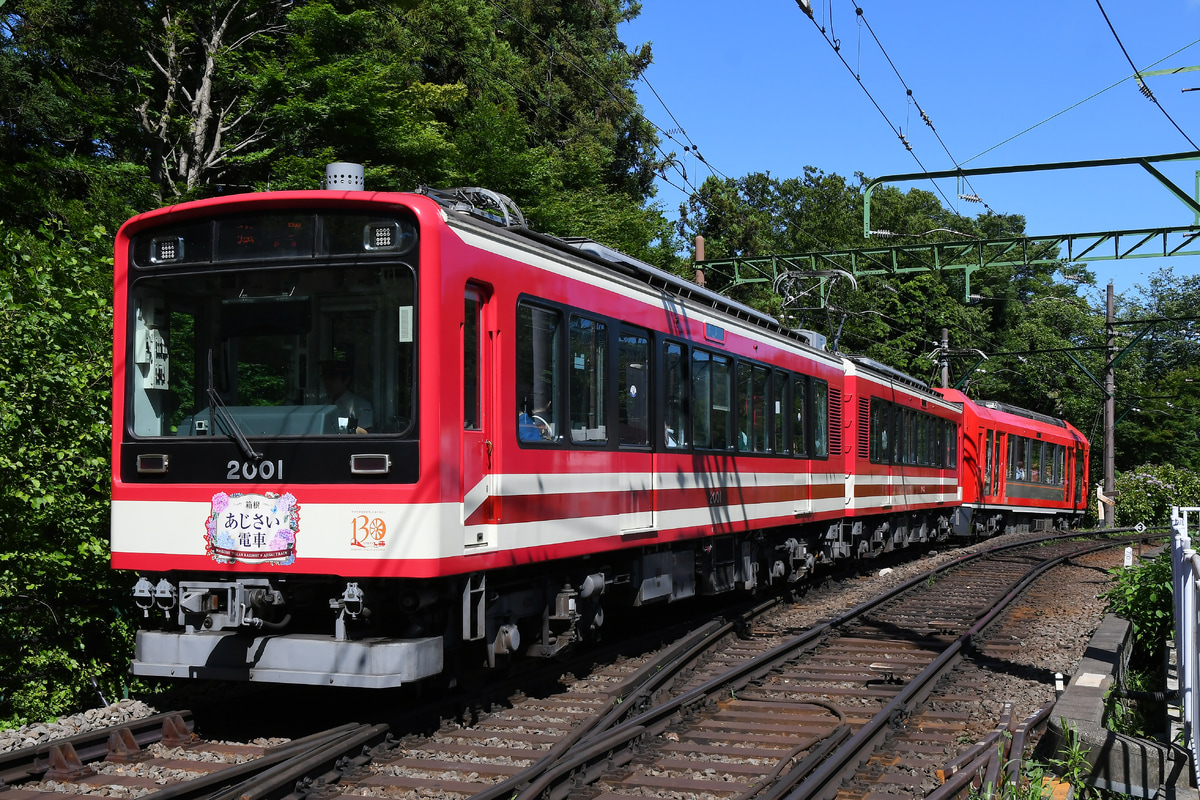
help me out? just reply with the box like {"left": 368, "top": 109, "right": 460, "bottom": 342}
{"left": 1102, "top": 551, "right": 1175, "bottom": 660}
{"left": 0, "top": 224, "right": 131, "bottom": 726}
{"left": 1113, "top": 463, "right": 1200, "bottom": 527}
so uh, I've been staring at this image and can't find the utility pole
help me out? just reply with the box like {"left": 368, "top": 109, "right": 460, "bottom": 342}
{"left": 940, "top": 328, "right": 950, "bottom": 388}
{"left": 1103, "top": 282, "right": 1116, "bottom": 528}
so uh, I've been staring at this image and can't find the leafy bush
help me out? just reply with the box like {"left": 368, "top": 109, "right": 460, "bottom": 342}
{"left": 1101, "top": 551, "right": 1174, "bottom": 660}
{"left": 1114, "top": 463, "right": 1200, "bottom": 527}
{"left": 0, "top": 222, "right": 132, "bottom": 726}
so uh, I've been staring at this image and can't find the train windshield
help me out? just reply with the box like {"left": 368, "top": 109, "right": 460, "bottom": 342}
{"left": 127, "top": 263, "right": 416, "bottom": 438}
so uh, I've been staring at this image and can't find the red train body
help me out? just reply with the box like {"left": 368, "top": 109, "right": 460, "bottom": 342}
{"left": 111, "top": 184, "right": 1089, "bottom": 687}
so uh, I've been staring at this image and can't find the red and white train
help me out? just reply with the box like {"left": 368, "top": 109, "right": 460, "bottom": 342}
{"left": 111, "top": 171, "right": 1090, "bottom": 687}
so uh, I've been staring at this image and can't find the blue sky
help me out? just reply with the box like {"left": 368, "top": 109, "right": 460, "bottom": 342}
{"left": 620, "top": 0, "right": 1200, "bottom": 301}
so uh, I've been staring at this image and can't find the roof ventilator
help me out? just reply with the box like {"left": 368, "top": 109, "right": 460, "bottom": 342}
{"left": 324, "top": 162, "right": 365, "bottom": 191}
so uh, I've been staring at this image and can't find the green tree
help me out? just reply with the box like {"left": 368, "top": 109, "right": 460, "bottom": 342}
{"left": 0, "top": 223, "right": 127, "bottom": 726}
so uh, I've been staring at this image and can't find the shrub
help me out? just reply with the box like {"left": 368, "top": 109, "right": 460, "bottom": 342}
{"left": 0, "top": 222, "right": 131, "bottom": 726}
{"left": 1114, "top": 463, "right": 1200, "bottom": 527}
{"left": 1101, "top": 551, "right": 1174, "bottom": 661}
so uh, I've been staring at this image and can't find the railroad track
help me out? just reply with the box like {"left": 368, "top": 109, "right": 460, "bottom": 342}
{"left": 0, "top": 531, "right": 1145, "bottom": 800}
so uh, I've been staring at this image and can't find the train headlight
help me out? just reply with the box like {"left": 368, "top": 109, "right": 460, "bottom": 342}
{"left": 149, "top": 236, "right": 185, "bottom": 263}
{"left": 362, "top": 220, "right": 417, "bottom": 254}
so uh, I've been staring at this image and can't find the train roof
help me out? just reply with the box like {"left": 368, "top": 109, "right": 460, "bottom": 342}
{"left": 418, "top": 186, "right": 833, "bottom": 354}
{"left": 976, "top": 400, "right": 1066, "bottom": 429}
{"left": 844, "top": 355, "right": 930, "bottom": 391}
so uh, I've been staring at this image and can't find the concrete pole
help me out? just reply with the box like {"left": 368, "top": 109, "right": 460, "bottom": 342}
{"left": 940, "top": 328, "right": 950, "bottom": 389}
{"left": 694, "top": 236, "right": 706, "bottom": 287}
{"left": 1104, "top": 282, "right": 1116, "bottom": 528}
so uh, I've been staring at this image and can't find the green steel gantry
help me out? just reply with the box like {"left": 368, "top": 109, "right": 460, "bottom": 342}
{"left": 695, "top": 150, "right": 1200, "bottom": 304}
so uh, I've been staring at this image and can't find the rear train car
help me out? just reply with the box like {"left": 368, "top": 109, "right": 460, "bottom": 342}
{"left": 936, "top": 388, "right": 1090, "bottom": 534}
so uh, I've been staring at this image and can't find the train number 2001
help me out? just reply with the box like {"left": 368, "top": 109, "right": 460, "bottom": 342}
{"left": 226, "top": 459, "right": 285, "bottom": 481}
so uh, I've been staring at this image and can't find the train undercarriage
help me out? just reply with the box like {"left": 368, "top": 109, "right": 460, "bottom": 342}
{"left": 128, "top": 508, "right": 980, "bottom": 688}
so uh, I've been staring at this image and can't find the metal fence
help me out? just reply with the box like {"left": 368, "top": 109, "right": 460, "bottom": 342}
{"left": 1172, "top": 505, "right": 1200, "bottom": 790}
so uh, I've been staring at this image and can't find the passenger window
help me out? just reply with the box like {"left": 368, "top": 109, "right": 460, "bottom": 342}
{"left": 737, "top": 363, "right": 752, "bottom": 451}
{"left": 752, "top": 365, "right": 768, "bottom": 452}
{"left": 792, "top": 376, "right": 807, "bottom": 456}
{"left": 516, "top": 303, "right": 562, "bottom": 443}
{"left": 664, "top": 342, "right": 687, "bottom": 449}
{"left": 693, "top": 350, "right": 731, "bottom": 450}
{"left": 772, "top": 370, "right": 788, "bottom": 454}
{"left": 984, "top": 430, "right": 994, "bottom": 493}
{"left": 464, "top": 290, "right": 480, "bottom": 431}
{"left": 813, "top": 379, "right": 829, "bottom": 458}
{"left": 736, "top": 362, "right": 769, "bottom": 453}
{"left": 568, "top": 315, "right": 607, "bottom": 444}
{"left": 870, "top": 398, "right": 888, "bottom": 463}
{"left": 618, "top": 328, "right": 649, "bottom": 447}
{"left": 712, "top": 355, "right": 732, "bottom": 450}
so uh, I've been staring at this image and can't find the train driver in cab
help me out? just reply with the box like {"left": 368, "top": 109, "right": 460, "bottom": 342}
{"left": 322, "top": 361, "right": 373, "bottom": 433}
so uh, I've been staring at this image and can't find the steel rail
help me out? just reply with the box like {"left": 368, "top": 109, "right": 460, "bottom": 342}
{"left": 468, "top": 600, "right": 778, "bottom": 800}
{"left": 0, "top": 710, "right": 195, "bottom": 785}
{"left": 487, "top": 531, "right": 1145, "bottom": 800}
{"left": 140, "top": 723, "right": 364, "bottom": 800}
{"left": 209, "top": 723, "right": 389, "bottom": 800}
{"left": 781, "top": 537, "right": 1129, "bottom": 800}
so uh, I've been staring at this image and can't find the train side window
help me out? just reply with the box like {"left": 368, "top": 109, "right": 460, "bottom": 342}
{"left": 812, "top": 379, "right": 829, "bottom": 458}
{"left": 890, "top": 406, "right": 902, "bottom": 464}
{"left": 752, "top": 365, "right": 768, "bottom": 452}
{"left": 692, "top": 351, "right": 712, "bottom": 448}
{"left": 464, "top": 290, "right": 481, "bottom": 431}
{"left": 516, "top": 302, "right": 563, "bottom": 443}
{"left": 568, "top": 315, "right": 608, "bottom": 445}
{"left": 736, "top": 361, "right": 769, "bottom": 453}
{"left": 1055, "top": 445, "right": 1065, "bottom": 485}
{"left": 916, "top": 413, "right": 928, "bottom": 465}
{"left": 664, "top": 342, "right": 688, "bottom": 449}
{"left": 711, "top": 354, "right": 732, "bottom": 449}
{"left": 984, "top": 430, "right": 994, "bottom": 492}
{"left": 869, "top": 398, "right": 888, "bottom": 463}
{"left": 792, "top": 375, "right": 807, "bottom": 457}
{"left": 900, "top": 410, "right": 912, "bottom": 464}
{"left": 933, "top": 418, "right": 943, "bottom": 467}
{"left": 772, "top": 370, "right": 788, "bottom": 454}
{"left": 693, "top": 350, "right": 732, "bottom": 450}
{"left": 618, "top": 328, "right": 649, "bottom": 447}
{"left": 736, "top": 362, "right": 753, "bottom": 452}
{"left": 990, "top": 431, "right": 1000, "bottom": 492}
{"left": 952, "top": 422, "right": 960, "bottom": 468}
{"left": 1030, "top": 441, "right": 1043, "bottom": 483}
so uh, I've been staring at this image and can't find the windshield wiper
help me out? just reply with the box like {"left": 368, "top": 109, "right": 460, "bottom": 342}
{"left": 207, "top": 349, "right": 263, "bottom": 464}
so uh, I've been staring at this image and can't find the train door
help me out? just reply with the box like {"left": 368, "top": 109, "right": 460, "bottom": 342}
{"left": 618, "top": 326, "right": 653, "bottom": 532}
{"left": 462, "top": 285, "right": 496, "bottom": 548}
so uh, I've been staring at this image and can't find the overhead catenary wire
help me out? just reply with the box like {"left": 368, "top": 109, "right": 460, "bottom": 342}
{"left": 1094, "top": 0, "right": 1200, "bottom": 150}
{"left": 799, "top": 2, "right": 978, "bottom": 219}
{"left": 848, "top": 3, "right": 993, "bottom": 215}
{"left": 963, "top": 36, "right": 1200, "bottom": 165}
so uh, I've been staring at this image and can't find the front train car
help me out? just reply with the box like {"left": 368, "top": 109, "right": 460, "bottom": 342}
{"left": 112, "top": 187, "right": 448, "bottom": 686}
{"left": 111, "top": 178, "right": 854, "bottom": 688}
